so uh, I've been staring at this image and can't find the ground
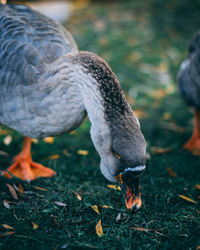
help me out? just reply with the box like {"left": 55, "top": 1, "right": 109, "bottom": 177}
{"left": 0, "top": 0, "right": 200, "bottom": 249}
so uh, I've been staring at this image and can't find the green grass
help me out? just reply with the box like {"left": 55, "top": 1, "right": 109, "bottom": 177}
{"left": 0, "top": 0, "right": 200, "bottom": 249}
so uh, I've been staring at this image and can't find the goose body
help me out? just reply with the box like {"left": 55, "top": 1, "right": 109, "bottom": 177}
{"left": 178, "top": 31, "right": 200, "bottom": 151}
{"left": 0, "top": 4, "right": 146, "bottom": 211}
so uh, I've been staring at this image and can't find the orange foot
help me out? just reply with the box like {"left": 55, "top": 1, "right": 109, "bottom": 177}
{"left": 183, "top": 136, "right": 200, "bottom": 154}
{"left": 3, "top": 137, "right": 56, "bottom": 181}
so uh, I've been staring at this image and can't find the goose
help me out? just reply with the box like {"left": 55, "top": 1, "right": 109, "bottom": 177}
{"left": 0, "top": 4, "right": 146, "bottom": 212}
{"left": 178, "top": 31, "right": 200, "bottom": 152}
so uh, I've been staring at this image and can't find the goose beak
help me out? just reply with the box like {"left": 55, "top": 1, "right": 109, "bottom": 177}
{"left": 115, "top": 166, "right": 145, "bottom": 212}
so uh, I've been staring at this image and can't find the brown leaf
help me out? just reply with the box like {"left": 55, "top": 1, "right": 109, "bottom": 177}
{"left": 77, "top": 150, "right": 88, "bottom": 156}
{"left": 96, "top": 219, "right": 104, "bottom": 237}
{"left": 33, "top": 186, "right": 48, "bottom": 191}
{"left": 178, "top": 195, "right": 197, "bottom": 204}
{"left": 151, "top": 147, "right": 172, "bottom": 154}
{"left": 48, "top": 154, "right": 60, "bottom": 160}
{"left": 0, "top": 231, "right": 15, "bottom": 237}
{"left": 107, "top": 185, "right": 121, "bottom": 191}
{"left": 129, "top": 227, "right": 152, "bottom": 232}
{"left": 43, "top": 137, "right": 54, "bottom": 144}
{"left": 196, "top": 246, "right": 200, "bottom": 250}
{"left": 6, "top": 184, "right": 18, "bottom": 200}
{"left": 195, "top": 185, "right": 200, "bottom": 190}
{"left": 54, "top": 201, "right": 67, "bottom": 207}
{"left": 72, "top": 191, "right": 82, "bottom": 201}
{"left": 91, "top": 205, "right": 100, "bottom": 215}
{"left": 167, "top": 167, "right": 177, "bottom": 178}
{"left": 18, "top": 184, "right": 24, "bottom": 194}
{"left": 3, "top": 200, "right": 10, "bottom": 209}
{"left": 2, "top": 224, "right": 14, "bottom": 230}
{"left": 31, "top": 222, "right": 38, "bottom": 229}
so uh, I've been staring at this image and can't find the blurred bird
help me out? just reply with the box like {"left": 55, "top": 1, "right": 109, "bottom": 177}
{"left": 178, "top": 31, "right": 200, "bottom": 153}
{"left": 0, "top": 4, "right": 146, "bottom": 212}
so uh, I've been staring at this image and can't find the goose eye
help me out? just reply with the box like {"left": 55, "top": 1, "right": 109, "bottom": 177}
{"left": 113, "top": 151, "right": 120, "bottom": 159}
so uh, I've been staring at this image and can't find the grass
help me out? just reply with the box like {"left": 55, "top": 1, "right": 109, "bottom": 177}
{"left": 0, "top": 0, "right": 200, "bottom": 249}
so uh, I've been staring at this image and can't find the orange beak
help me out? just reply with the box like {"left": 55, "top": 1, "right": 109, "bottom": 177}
{"left": 115, "top": 172, "right": 143, "bottom": 212}
{"left": 125, "top": 186, "right": 142, "bottom": 211}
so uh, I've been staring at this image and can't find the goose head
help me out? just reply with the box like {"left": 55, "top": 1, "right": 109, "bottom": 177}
{"left": 99, "top": 117, "right": 146, "bottom": 212}
{"left": 74, "top": 52, "right": 146, "bottom": 212}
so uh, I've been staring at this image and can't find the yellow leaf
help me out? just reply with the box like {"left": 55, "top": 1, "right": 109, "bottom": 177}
{"left": 2, "top": 224, "right": 14, "bottom": 230}
{"left": 48, "top": 154, "right": 60, "bottom": 160}
{"left": 195, "top": 185, "right": 200, "bottom": 190}
{"left": 0, "top": 129, "right": 9, "bottom": 135}
{"left": 107, "top": 185, "right": 121, "bottom": 191}
{"left": 72, "top": 191, "right": 82, "bottom": 201}
{"left": 43, "top": 137, "right": 54, "bottom": 144}
{"left": 31, "top": 222, "right": 38, "bottom": 230}
{"left": 33, "top": 186, "right": 48, "bottom": 191}
{"left": 178, "top": 195, "right": 197, "bottom": 204}
{"left": 6, "top": 184, "right": 18, "bottom": 200}
{"left": 96, "top": 219, "right": 104, "bottom": 237}
{"left": 101, "top": 205, "right": 113, "bottom": 209}
{"left": 3, "top": 135, "right": 12, "bottom": 146}
{"left": 32, "top": 139, "right": 38, "bottom": 144}
{"left": 77, "top": 150, "right": 88, "bottom": 156}
{"left": 167, "top": 167, "right": 177, "bottom": 178}
{"left": 70, "top": 130, "right": 77, "bottom": 135}
{"left": 151, "top": 147, "right": 171, "bottom": 154}
{"left": 133, "top": 109, "right": 148, "bottom": 119}
{"left": 91, "top": 205, "right": 100, "bottom": 215}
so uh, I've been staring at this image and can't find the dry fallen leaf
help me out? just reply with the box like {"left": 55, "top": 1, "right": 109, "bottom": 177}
{"left": 0, "top": 150, "right": 9, "bottom": 157}
{"left": 43, "top": 137, "right": 54, "bottom": 144}
{"left": 196, "top": 246, "right": 200, "bottom": 250}
{"left": 91, "top": 205, "right": 100, "bottom": 215}
{"left": 77, "top": 150, "right": 88, "bottom": 156}
{"left": 32, "top": 138, "right": 38, "bottom": 144}
{"left": 72, "top": 191, "right": 82, "bottom": 201}
{"left": 129, "top": 227, "right": 152, "bottom": 232}
{"left": 31, "top": 222, "right": 38, "bottom": 230}
{"left": 63, "top": 149, "right": 70, "bottom": 157}
{"left": 6, "top": 184, "right": 18, "bottom": 200}
{"left": 107, "top": 185, "right": 121, "bottom": 191}
{"left": 167, "top": 167, "right": 177, "bottom": 178}
{"left": 3, "top": 135, "right": 12, "bottom": 146}
{"left": 178, "top": 195, "right": 197, "bottom": 204}
{"left": 96, "top": 219, "right": 104, "bottom": 237}
{"left": 54, "top": 201, "right": 67, "bottom": 207}
{"left": 0, "top": 129, "right": 9, "bottom": 135}
{"left": 133, "top": 109, "right": 148, "bottom": 119}
{"left": 101, "top": 205, "right": 113, "bottom": 209}
{"left": 0, "top": 231, "right": 15, "bottom": 237}
{"left": 2, "top": 224, "right": 14, "bottom": 230}
{"left": 33, "top": 186, "right": 48, "bottom": 191}
{"left": 18, "top": 184, "right": 24, "bottom": 194}
{"left": 115, "top": 212, "right": 121, "bottom": 222}
{"left": 48, "top": 154, "right": 60, "bottom": 160}
{"left": 3, "top": 200, "right": 10, "bottom": 209}
{"left": 195, "top": 185, "right": 200, "bottom": 190}
{"left": 151, "top": 147, "right": 172, "bottom": 154}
